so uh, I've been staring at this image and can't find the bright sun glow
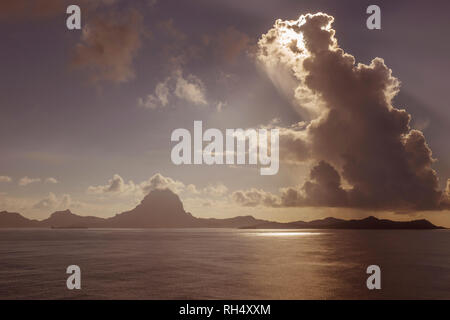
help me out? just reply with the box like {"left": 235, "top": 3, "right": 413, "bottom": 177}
{"left": 277, "top": 27, "right": 308, "bottom": 58}
{"left": 278, "top": 28, "right": 301, "bottom": 45}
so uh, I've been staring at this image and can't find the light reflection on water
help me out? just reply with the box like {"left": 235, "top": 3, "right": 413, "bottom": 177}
{"left": 246, "top": 231, "right": 324, "bottom": 237}
{"left": 1, "top": 228, "right": 450, "bottom": 299}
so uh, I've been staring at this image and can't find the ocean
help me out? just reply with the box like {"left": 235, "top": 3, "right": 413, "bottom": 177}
{"left": 1, "top": 228, "right": 450, "bottom": 299}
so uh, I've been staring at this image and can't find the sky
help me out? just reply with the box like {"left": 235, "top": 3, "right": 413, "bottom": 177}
{"left": 1, "top": 0, "right": 450, "bottom": 225}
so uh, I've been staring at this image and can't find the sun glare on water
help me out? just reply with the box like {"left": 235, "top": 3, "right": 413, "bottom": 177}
{"left": 248, "top": 231, "right": 323, "bottom": 237}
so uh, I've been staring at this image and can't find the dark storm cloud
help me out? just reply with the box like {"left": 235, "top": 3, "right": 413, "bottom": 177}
{"left": 0, "top": 0, "right": 64, "bottom": 21}
{"left": 202, "top": 26, "right": 251, "bottom": 63}
{"left": 154, "top": 16, "right": 253, "bottom": 69}
{"left": 239, "top": 12, "right": 449, "bottom": 211}
{"left": 71, "top": 9, "right": 144, "bottom": 84}
{"left": 0, "top": 0, "right": 142, "bottom": 85}
{"left": 262, "top": 121, "right": 310, "bottom": 163}
{"left": 281, "top": 161, "right": 348, "bottom": 207}
{"left": 444, "top": 180, "right": 450, "bottom": 207}
{"left": 232, "top": 160, "right": 348, "bottom": 208}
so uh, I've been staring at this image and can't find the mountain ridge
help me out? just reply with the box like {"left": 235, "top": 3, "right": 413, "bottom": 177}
{"left": 0, "top": 189, "right": 445, "bottom": 229}
{"left": 241, "top": 215, "right": 444, "bottom": 230}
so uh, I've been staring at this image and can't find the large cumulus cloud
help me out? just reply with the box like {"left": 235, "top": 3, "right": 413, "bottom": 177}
{"left": 251, "top": 13, "right": 448, "bottom": 211}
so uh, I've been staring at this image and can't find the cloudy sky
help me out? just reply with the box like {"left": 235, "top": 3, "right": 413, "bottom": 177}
{"left": 1, "top": 0, "right": 450, "bottom": 225}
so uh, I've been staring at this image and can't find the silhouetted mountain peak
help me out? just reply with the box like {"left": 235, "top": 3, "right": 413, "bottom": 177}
{"left": 130, "top": 188, "right": 186, "bottom": 218}
{"left": 49, "top": 209, "right": 74, "bottom": 218}
{"left": 107, "top": 188, "right": 196, "bottom": 227}
{"left": 363, "top": 216, "right": 379, "bottom": 221}
{"left": 139, "top": 188, "right": 184, "bottom": 211}
{"left": 1, "top": 191, "right": 445, "bottom": 230}
{"left": 321, "top": 217, "right": 342, "bottom": 222}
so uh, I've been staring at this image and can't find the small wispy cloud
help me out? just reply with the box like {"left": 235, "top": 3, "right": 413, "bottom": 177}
{"left": 0, "top": 176, "right": 12, "bottom": 183}
{"left": 45, "top": 177, "right": 59, "bottom": 184}
{"left": 138, "top": 69, "right": 207, "bottom": 110}
{"left": 18, "top": 177, "right": 41, "bottom": 187}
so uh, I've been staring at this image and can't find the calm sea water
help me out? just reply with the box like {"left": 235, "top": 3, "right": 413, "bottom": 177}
{"left": 1, "top": 228, "right": 450, "bottom": 299}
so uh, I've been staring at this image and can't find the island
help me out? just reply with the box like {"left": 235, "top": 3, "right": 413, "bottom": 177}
{"left": 0, "top": 189, "right": 445, "bottom": 230}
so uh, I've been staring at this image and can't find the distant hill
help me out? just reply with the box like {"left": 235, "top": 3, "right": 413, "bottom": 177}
{"left": 0, "top": 189, "right": 445, "bottom": 229}
{"left": 105, "top": 189, "right": 267, "bottom": 228}
{"left": 0, "top": 211, "right": 40, "bottom": 228}
{"left": 0, "top": 189, "right": 268, "bottom": 229}
{"left": 39, "top": 209, "right": 105, "bottom": 228}
{"left": 104, "top": 189, "right": 199, "bottom": 228}
{"left": 241, "top": 216, "right": 445, "bottom": 230}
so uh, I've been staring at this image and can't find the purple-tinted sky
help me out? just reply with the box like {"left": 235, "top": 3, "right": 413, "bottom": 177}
{"left": 1, "top": 0, "right": 450, "bottom": 225}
